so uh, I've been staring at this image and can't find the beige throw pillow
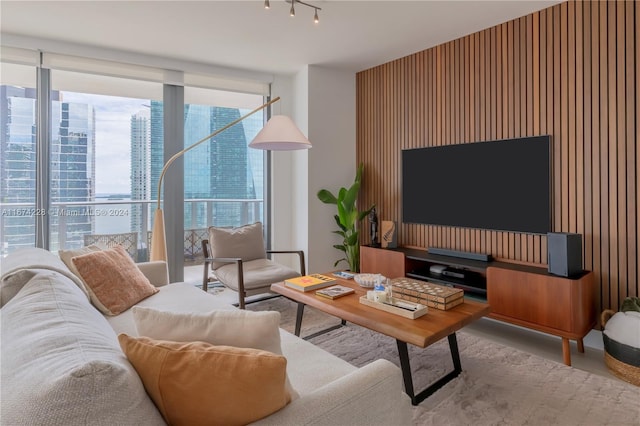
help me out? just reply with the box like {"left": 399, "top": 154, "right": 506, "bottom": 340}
{"left": 72, "top": 245, "right": 158, "bottom": 315}
{"left": 58, "top": 244, "right": 104, "bottom": 278}
{"left": 118, "top": 334, "right": 291, "bottom": 426}
{"left": 207, "top": 221, "right": 266, "bottom": 269}
{"left": 132, "top": 307, "right": 298, "bottom": 399}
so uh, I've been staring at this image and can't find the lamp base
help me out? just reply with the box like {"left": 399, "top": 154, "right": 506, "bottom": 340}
{"left": 150, "top": 208, "right": 167, "bottom": 262}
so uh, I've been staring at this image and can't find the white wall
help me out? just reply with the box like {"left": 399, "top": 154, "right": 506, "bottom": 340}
{"left": 306, "top": 65, "right": 356, "bottom": 272}
{"left": 271, "top": 65, "right": 356, "bottom": 274}
{"left": 270, "top": 70, "right": 310, "bottom": 272}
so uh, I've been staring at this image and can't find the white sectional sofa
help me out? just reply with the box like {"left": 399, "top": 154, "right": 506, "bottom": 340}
{"left": 1, "top": 248, "right": 412, "bottom": 425}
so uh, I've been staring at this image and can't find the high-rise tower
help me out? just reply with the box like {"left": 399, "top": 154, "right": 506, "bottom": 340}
{"left": 0, "top": 86, "right": 95, "bottom": 253}
{"left": 130, "top": 108, "right": 151, "bottom": 241}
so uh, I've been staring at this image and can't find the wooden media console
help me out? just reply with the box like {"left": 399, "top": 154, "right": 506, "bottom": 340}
{"left": 361, "top": 246, "right": 596, "bottom": 366}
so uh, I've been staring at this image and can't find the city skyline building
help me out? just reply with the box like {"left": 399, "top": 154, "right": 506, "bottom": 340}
{"left": 130, "top": 107, "right": 151, "bottom": 243}
{"left": 145, "top": 102, "right": 263, "bottom": 230}
{"left": 0, "top": 86, "right": 96, "bottom": 253}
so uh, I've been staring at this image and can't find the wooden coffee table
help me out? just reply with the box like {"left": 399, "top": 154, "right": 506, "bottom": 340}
{"left": 271, "top": 276, "right": 491, "bottom": 405}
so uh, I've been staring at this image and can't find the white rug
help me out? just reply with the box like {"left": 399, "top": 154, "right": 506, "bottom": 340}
{"left": 247, "top": 297, "right": 640, "bottom": 426}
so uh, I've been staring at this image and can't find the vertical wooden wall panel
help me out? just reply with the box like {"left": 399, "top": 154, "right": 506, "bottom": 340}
{"left": 583, "top": 0, "right": 593, "bottom": 276}
{"left": 628, "top": 0, "right": 637, "bottom": 298}
{"left": 356, "top": 1, "right": 638, "bottom": 314}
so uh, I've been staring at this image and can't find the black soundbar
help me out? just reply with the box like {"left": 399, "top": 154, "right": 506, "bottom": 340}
{"left": 428, "top": 247, "right": 492, "bottom": 262}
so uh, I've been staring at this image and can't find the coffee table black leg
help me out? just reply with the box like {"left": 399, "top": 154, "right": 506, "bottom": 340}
{"left": 294, "top": 302, "right": 305, "bottom": 337}
{"left": 396, "top": 332, "right": 463, "bottom": 406}
{"left": 396, "top": 340, "right": 416, "bottom": 402}
{"left": 292, "top": 301, "right": 347, "bottom": 340}
{"left": 448, "top": 333, "right": 462, "bottom": 372}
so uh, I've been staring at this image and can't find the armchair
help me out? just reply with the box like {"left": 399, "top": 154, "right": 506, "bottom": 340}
{"left": 201, "top": 222, "right": 305, "bottom": 309}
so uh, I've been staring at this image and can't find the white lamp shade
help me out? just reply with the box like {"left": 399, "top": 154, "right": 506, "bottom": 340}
{"left": 249, "top": 115, "right": 311, "bottom": 150}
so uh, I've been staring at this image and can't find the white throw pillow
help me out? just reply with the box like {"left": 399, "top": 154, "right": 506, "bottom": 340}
{"left": 132, "top": 307, "right": 298, "bottom": 399}
{"left": 133, "top": 307, "right": 281, "bottom": 354}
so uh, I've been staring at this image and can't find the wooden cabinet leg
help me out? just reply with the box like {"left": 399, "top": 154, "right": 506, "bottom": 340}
{"left": 577, "top": 338, "right": 585, "bottom": 353}
{"left": 562, "top": 338, "right": 571, "bottom": 366}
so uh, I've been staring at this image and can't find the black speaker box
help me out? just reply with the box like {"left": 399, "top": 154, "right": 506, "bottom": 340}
{"left": 547, "top": 232, "right": 583, "bottom": 277}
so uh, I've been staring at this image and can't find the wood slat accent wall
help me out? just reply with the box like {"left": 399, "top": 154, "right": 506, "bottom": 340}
{"left": 356, "top": 0, "right": 638, "bottom": 314}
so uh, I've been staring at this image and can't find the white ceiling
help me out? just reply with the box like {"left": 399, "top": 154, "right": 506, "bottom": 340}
{"left": 1, "top": 1, "right": 561, "bottom": 76}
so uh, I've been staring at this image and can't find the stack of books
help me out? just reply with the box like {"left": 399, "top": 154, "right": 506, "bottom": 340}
{"left": 315, "top": 285, "right": 355, "bottom": 299}
{"left": 284, "top": 274, "right": 336, "bottom": 292}
{"left": 390, "top": 277, "right": 464, "bottom": 310}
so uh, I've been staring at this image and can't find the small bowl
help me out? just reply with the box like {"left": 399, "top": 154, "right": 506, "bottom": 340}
{"left": 354, "top": 273, "right": 385, "bottom": 288}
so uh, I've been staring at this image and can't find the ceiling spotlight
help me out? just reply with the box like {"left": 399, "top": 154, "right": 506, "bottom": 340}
{"left": 270, "top": 0, "right": 321, "bottom": 24}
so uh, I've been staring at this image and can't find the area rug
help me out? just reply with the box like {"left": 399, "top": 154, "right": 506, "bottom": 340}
{"left": 246, "top": 297, "right": 639, "bottom": 426}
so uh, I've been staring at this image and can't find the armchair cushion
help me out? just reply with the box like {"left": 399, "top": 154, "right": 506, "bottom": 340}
{"left": 207, "top": 222, "right": 266, "bottom": 270}
{"left": 215, "top": 258, "right": 300, "bottom": 293}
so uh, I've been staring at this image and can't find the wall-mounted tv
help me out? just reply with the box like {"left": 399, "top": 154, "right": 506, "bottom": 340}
{"left": 402, "top": 135, "right": 551, "bottom": 234}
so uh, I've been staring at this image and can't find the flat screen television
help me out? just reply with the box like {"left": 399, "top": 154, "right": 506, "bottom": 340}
{"left": 402, "top": 135, "right": 551, "bottom": 234}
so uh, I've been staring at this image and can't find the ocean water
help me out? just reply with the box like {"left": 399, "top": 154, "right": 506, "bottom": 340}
{"left": 94, "top": 197, "right": 133, "bottom": 234}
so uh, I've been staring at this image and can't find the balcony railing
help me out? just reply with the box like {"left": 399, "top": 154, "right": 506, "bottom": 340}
{"left": 0, "top": 198, "right": 263, "bottom": 263}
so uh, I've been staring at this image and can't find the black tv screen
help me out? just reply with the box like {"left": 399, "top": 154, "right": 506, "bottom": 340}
{"left": 402, "top": 136, "right": 551, "bottom": 234}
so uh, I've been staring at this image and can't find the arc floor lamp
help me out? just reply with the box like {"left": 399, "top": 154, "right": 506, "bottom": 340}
{"left": 149, "top": 96, "right": 311, "bottom": 263}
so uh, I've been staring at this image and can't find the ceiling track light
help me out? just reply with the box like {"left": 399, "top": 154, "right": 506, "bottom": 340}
{"left": 264, "top": 0, "right": 270, "bottom": 9}
{"left": 272, "top": 0, "right": 321, "bottom": 24}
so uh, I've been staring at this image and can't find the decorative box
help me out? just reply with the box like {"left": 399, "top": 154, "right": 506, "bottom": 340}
{"left": 390, "top": 277, "right": 464, "bottom": 310}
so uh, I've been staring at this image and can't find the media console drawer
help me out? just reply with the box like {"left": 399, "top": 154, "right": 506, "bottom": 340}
{"left": 486, "top": 266, "right": 595, "bottom": 365}
{"left": 486, "top": 267, "right": 594, "bottom": 334}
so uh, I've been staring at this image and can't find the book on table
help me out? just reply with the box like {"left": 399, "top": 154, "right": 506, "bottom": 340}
{"left": 332, "top": 271, "right": 356, "bottom": 280}
{"left": 284, "top": 274, "right": 337, "bottom": 292}
{"left": 315, "top": 285, "right": 355, "bottom": 299}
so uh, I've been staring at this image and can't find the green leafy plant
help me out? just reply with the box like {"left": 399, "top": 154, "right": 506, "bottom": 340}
{"left": 317, "top": 163, "right": 375, "bottom": 272}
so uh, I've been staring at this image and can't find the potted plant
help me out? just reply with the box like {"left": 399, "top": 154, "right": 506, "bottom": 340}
{"left": 317, "top": 163, "right": 375, "bottom": 272}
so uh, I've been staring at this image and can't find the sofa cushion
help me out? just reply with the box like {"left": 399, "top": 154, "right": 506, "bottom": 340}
{"left": 208, "top": 222, "right": 266, "bottom": 270}
{"left": 132, "top": 307, "right": 299, "bottom": 400}
{"left": 1, "top": 247, "right": 90, "bottom": 305}
{"left": 279, "top": 329, "right": 357, "bottom": 395}
{"left": 0, "top": 270, "right": 164, "bottom": 426}
{"left": 71, "top": 245, "right": 159, "bottom": 315}
{"left": 106, "top": 282, "right": 236, "bottom": 335}
{"left": 119, "top": 334, "right": 291, "bottom": 426}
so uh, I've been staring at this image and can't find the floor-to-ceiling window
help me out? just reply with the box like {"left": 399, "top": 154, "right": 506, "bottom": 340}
{"left": 182, "top": 87, "right": 266, "bottom": 265}
{"left": 48, "top": 69, "right": 162, "bottom": 260}
{"left": 0, "top": 61, "right": 37, "bottom": 256}
{"left": 0, "top": 49, "right": 270, "bottom": 281}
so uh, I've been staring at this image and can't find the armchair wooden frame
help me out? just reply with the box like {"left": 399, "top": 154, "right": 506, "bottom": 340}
{"left": 202, "top": 240, "right": 306, "bottom": 309}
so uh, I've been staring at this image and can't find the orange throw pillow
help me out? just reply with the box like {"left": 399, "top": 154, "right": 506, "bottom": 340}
{"left": 71, "top": 245, "right": 158, "bottom": 315}
{"left": 118, "top": 334, "right": 291, "bottom": 426}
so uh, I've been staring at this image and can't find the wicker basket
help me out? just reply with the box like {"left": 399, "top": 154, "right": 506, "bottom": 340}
{"left": 601, "top": 309, "right": 640, "bottom": 386}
